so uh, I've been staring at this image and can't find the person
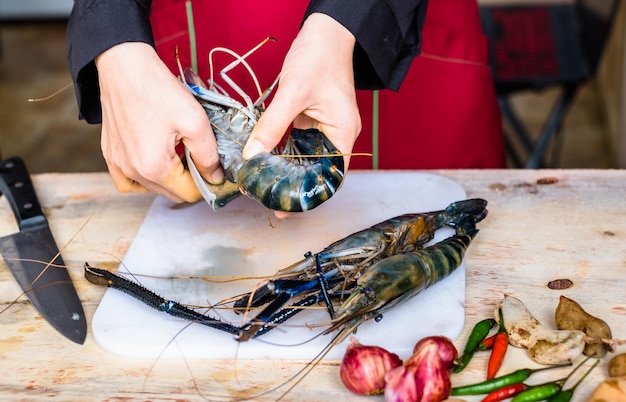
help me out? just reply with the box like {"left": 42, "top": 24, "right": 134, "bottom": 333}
{"left": 67, "top": 0, "right": 505, "bottom": 205}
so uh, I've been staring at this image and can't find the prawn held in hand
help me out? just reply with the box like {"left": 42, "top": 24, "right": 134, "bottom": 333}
{"left": 180, "top": 37, "right": 344, "bottom": 212}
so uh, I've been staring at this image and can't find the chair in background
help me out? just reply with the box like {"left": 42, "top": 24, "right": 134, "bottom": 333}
{"left": 480, "top": 0, "right": 621, "bottom": 168}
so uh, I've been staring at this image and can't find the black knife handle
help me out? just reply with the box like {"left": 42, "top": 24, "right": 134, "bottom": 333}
{"left": 0, "top": 157, "right": 47, "bottom": 230}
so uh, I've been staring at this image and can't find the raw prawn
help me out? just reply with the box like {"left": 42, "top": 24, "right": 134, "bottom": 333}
{"left": 85, "top": 198, "right": 487, "bottom": 342}
{"left": 326, "top": 212, "right": 480, "bottom": 343}
{"left": 180, "top": 37, "right": 344, "bottom": 212}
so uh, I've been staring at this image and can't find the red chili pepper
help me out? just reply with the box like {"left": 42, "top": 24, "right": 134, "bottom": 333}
{"left": 481, "top": 383, "right": 527, "bottom": 402}
{"left": 487, "top": 308, "right": 508, "bottom": 380}
{"left": 479, "top": 334, "right": 497, "bottom": 350}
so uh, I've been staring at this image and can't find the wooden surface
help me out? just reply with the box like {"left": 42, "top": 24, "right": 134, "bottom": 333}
{"left": 0, "top": 170, "right": 625, "bottom": 401}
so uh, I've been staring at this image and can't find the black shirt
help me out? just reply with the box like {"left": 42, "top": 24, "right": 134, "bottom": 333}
{"left": 66, "top": 0, "right": 427, "bottom": 123}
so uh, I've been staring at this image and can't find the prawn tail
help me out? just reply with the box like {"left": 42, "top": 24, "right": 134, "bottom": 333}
{"left": 424, "top": 220, "right": 478, "bottom": 284}
{"left": 238, "top": 128, "right": 344, "bottom": 212}
{"left": 443, "top": 198, "right": 488, "bottom": 227}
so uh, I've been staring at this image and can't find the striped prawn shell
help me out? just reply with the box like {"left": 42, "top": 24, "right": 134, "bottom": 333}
{"left": 328, "top": 219, "right": 478, "bottom": 341}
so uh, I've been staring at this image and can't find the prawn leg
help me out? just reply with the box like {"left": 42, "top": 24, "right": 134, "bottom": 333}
{"left": 208, "top": 36, "right": 276, "bottom": 111}
{"left": 233, "top": 244, "right": 379, "bottom": 325}
{"left": 237, "top": 293, "right": 324, "bottom": 340}
{"left": 315, "top": 252, "right": 336, "bottom": 318}
{"left": 84, "top": 264, "right": 241, "bottom": 336}
{"left": 84, "top": 263, "right": 332, "bottom": 340}
{"left": 233, "top": 246, "right": 376, "bottom": 311}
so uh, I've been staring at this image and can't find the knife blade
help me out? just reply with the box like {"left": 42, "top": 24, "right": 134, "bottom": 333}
{"left": 0, "top": 157, "right": 86, "bottom": 344}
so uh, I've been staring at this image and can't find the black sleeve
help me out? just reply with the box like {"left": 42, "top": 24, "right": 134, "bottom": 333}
{"left": 66, "top": 0, "right": 154, "bottom": 123}
{"left": 304, "top": 0, "right": 428, "bottom": 91}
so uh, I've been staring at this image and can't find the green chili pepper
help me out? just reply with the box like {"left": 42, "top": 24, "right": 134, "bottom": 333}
{"left": 453, "top": 353, "right": 474, "bottom": 374}
{"left": 462, "top": 318, "right": 497, "bottom": 354}
{"left": 510, "top": 381, "right": 564, "bottom": 402}
{"left": 451, "top": 365, "right": 569, "bottom": 396}
{"left": 547, "top": 359, "right": 599, "bottom": 402}
{"left": 513, "top": 358, "right": 596, "bottom": 402}
{"left": 453, "top": 318, "right": 496, "bottom": 373}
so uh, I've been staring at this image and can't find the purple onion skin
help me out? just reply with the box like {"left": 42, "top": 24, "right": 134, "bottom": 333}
{"left": 412, "top": 344, "right": 452, "bottom": 401}
{"left": 340, "top": 338, "right": 403, "bottom": 395}
{"left": 385, "top": 337, "right": 455, "bottom": 402}
{"left": 412, "top": 336, "right": 458, "bottom": 369}
{"left": 384, "top": 365, "right": 420, "bottom": 402}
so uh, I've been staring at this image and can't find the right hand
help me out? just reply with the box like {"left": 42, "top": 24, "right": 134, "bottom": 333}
{"left": 243, "top": 13, "right": 361, "bottom": 168}
{"left": 95, "top": 42, "right": 223, "bottom": 203}
{"left": 243, "top": 13, "right": 361, "bottom": 219}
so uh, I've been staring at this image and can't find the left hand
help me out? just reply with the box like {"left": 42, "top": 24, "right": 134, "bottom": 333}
{"left": 95, "top": 42, "right": 222, "bottom": 203}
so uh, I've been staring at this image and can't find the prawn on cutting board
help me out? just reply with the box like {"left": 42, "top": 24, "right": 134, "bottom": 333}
{"left": 84, "top": 198, "right": 487, "bottom": 343}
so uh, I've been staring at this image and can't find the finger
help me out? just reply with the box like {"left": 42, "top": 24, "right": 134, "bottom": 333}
{"left": 243, "top": 86, "right": 302, "bottom": 159}
{"left": 186, "top": 141, "right": 224, "bottom": 185}
{"left": 182, "top": 116, "right": 225, "bottom": 186}
{"left": 292, "top": 113, "right": 355, "bottom": 173}
{"left": 131, "top": 150, "right": 201, "bottom": 203}
{"left": 161, "top": 156, "right": 203, "bottom": 203}
{"left": 107, "top": 163, "right": 151, "bottom": 194}
{"left": 273, "top": 210, "right": 296, "bottom": 220}
{"left": 301, "top": 101, "right": 361, "bottom": 172}
{"left": 107, "top": 151, "right": 192, "bottom": 203}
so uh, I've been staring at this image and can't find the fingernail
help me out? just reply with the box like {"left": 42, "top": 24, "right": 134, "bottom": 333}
{"left": 243, "top": 139, "right": 265, "bottom": 159}
{"left": 208, "top": 168, "right": 224, "bottom": 184}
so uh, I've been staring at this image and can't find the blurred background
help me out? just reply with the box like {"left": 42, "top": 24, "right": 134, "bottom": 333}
{"left": 0, "top": 0, "right": 624, "bottom": 172}
{"left": 0, "top": 0, "right": 105, "bottom": 172}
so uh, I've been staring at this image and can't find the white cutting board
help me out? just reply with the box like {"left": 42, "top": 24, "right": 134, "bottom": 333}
{"left": 92, "top": 172, "right": 468, "bottom": 360}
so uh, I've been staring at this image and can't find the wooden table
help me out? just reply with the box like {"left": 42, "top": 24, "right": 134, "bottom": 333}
{"left": 0, "top": 170, "right": 624, "bottom": 401}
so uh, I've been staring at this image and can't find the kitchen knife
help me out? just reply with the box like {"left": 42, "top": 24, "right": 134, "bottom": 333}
{"left": 0, "top": 157, "right": 86, "bottom": 344}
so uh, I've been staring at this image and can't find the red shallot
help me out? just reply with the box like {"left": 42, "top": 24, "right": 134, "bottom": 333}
{"left": 385, "top": 336, "right": 457, "bottom": 402}
{"left": 384, "top": 363, "right": 421, "bottom": 401}
{"left": 339, "top": 337, "right": 402, "bottom": 395}
{"left": 413, "top": 335, "right": 458, "bottom": 368}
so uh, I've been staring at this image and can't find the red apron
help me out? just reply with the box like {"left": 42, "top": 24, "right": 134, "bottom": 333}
{"left": 150, "top": 0, "right": 505, "bottom": 169}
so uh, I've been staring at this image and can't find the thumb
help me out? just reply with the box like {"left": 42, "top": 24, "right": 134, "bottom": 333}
{"left": 182, "top": 114, "right": 225, "bottom": 185}
{"left": 243, "top": 93, "right": 298, "bottom": 159}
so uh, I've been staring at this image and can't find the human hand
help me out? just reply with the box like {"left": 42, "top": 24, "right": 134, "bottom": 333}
{"left": 95, "top": 42, "right": 223, "bottom": 203}
{"left": 242, "top": 12, "right": 361, "bottom": 190}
